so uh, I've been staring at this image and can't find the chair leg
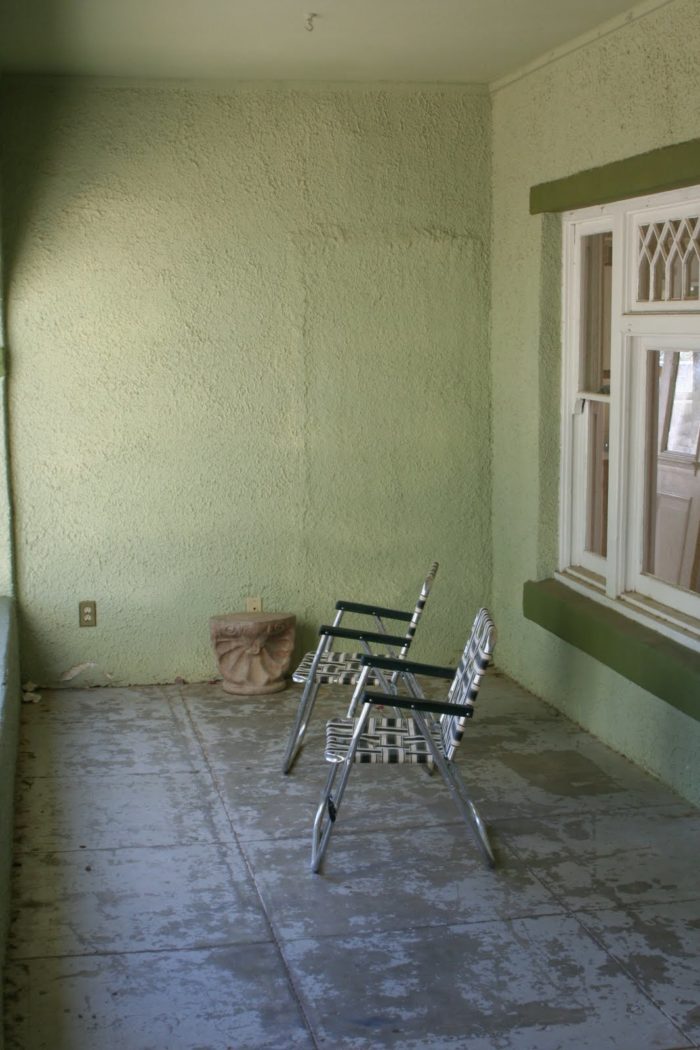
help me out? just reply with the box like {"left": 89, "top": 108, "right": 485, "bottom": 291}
{"left": 283, "top": 611, "right": 346, "bottom": 774}
{"left": 442, "top": 762, "right": 496, "bottom": 869}
{"left": 282, "top": 677, "right": 321, "bottom": 774}
{"left": 311, "top": 761, "right": 340, "bottom": 873}
{"left": 390, "top": 670, "right": 425, "bottom": 719}
{"left": 411, "top": 710, "right": 495, "bottom": 869}
{"left": 310, "top": 704, "right": 371, "bottom": 873}
{"left": 345, "top": 664, "right": 371, "bottom": 717}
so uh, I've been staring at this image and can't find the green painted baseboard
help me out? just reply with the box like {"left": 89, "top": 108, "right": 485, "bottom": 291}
{"left": 523, "top": 579, "right": 700, "bottom": 722}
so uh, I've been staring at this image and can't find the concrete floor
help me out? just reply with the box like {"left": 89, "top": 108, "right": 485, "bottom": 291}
{"left": 3, "top": 672, "right": 700, "bottom": 1049}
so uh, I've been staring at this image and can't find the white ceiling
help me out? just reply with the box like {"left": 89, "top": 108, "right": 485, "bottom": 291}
{"left": 0, "top": 0, "right": 663, "bottom": 84}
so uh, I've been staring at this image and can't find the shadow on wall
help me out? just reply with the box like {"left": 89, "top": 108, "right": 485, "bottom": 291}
{"left": 0, "top": 2, "right": 73, "bottom": 612}
{"left": 0, "top": 0, "right": 73, "bottom": 315}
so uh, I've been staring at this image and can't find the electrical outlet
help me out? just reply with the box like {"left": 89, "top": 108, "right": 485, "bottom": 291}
{"left": 79, "top": 601, "right": 97, "bottom": 627}
{"left": 245, "top": 596, "right": 263, "bottom": 613}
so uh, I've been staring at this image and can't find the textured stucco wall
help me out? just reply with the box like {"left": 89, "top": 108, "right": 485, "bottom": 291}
{"left": 0, "top": 379, "right": 13, "bottom": 599}
{"left": 1, "top": 78, "right": 491, "bottom": 685}
{"left": 0, "top": 210, "right": 15, "bottom": 598}
{"left": 490, "top": 0, "right": 700, "bottom": 804}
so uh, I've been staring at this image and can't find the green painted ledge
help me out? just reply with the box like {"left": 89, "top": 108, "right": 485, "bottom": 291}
{"left": 530, "top": 137, "right": 700, "bottom": 214}
{"left": 523, "top": 579, "right": 700, "bottom": 722}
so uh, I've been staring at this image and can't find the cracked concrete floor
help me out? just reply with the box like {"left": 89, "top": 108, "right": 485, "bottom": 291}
{"left": 4, "top": 672, "right": 700, "bottom": 1049}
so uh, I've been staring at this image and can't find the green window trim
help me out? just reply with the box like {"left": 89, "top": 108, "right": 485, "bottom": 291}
{"left": 523, "top": 579, "right": 700, "bottom": 722}
{"left": 530, "top": 137, "right": 700, "bottom": 215}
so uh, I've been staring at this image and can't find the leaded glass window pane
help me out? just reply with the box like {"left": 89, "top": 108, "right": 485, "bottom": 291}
{"left": 638, "top": 217, "right": 700, "bottom": 303}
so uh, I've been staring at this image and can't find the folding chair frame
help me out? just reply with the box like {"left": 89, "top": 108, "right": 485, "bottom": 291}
{"left": 310, "top": 612, "right": 496, "bottom": 873}
{"left": 282, "top": 562, "right": 438, "bottom": 774}
{"left": 282, "top": 623, "right": 413, "bottom": 774}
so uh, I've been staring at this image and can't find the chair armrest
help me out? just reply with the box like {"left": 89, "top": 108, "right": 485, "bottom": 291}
{"left": 363, "top": 691, "right": 474, "bottom": 719}
{"left": 318, "top": 625, "right": 409, "bottom": 647}
{"left": 334, "top": 600, "right": 414, "bottom": 623}
{"left": 358, "top": 654, "right": 454, "bottom": 679}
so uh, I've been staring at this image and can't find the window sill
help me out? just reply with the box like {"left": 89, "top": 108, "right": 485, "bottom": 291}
{"left": 523, "top": 578, "right": 700, "bottom": 722}
{"left": 556, "top": 568, "right": 700, "bottom": 651}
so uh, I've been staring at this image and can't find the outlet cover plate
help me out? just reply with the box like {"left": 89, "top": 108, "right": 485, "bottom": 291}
{"left": 79, "top": 601, "right": 97, "bottom": 627}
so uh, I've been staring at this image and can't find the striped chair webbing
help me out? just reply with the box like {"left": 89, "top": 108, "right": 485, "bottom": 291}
{"left": 398, "top": 560, "right": 439, "bottom": 655}
{"left": 440, "top": 607, "right": 496, "bottom": 759}
{"left": 292, "top": 651, "right": 386, "bottom": 687}
{"left": 325, "top": 715, "right": 444, "bottom": 766}
{"left": 292, "top": 560, "right": 439, "bottom": 686}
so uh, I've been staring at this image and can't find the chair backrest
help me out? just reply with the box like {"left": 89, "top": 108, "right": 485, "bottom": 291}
{"left": 397, "top": 560, "right": 439, "bottom": 658}
{"left": 440, "top": 607, "right": 496, "bottom": 759}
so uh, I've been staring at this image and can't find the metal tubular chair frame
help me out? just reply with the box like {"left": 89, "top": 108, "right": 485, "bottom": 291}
{"left": 282, "top": 562, "right": 438, "bottom": 775}
{"left": 310, "top": 607, "right": 496, "bottom": 873}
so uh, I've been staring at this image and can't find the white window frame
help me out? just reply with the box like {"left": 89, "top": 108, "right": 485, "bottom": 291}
{"left": 558, "top": 185, "right": 700, "bottom": 652}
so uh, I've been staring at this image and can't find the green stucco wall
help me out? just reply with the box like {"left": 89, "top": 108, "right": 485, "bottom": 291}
{"left": 2, "top": 2, "right": 698, "bottom": 806}
{"left": 0, "top": 199, "right": 14, "bottom": 599}
{"left": 0, "top": 376, "right": 13, "bottom": 600}
{"left": 1, "top": 78, "right": 491, "bottom": 685}
{"left": 490, "top": 0, "right": 700, "bottom": 805}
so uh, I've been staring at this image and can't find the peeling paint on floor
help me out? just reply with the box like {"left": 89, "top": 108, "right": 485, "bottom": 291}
{"left": 4, "top": 675, "right": 699, "bottom": 1049}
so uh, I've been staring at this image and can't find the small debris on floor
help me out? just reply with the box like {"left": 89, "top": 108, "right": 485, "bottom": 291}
{"left": 22, "top": 679, "right": 41, "bottom": 704}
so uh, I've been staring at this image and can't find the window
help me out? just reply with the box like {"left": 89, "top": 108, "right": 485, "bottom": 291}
{"left": 560, "top": 186, "right": 700, "bottom": 651}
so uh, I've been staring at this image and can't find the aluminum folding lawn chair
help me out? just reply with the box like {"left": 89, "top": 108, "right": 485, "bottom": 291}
{"left": 310, "top": 606, "right": 497, "bottom": 873}
{"left": 282, "top": 561, "right": 438, "bottom": 774}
